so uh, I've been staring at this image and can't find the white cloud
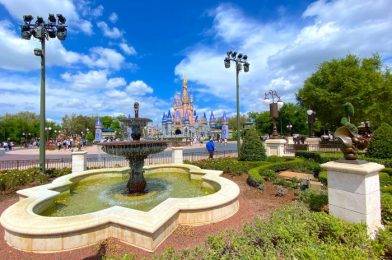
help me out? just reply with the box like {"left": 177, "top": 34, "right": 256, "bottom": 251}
{"left": 61, "top": 70, "right": 126, "bottom": 90}
{"left": 109, "top": 12, "right": 118, "bottom": 23}
{"left": 125, "top": 80, "right": 153, "bottom": 96}
{"left": 80, "top": 47, "right": 125, "bottom": 70}
{"left": 175, "top": 1, "right": 392, "bottom": 114}
{"left": 119, "top": 43, "right": 137, "bottom": 56}
{"left": 97, "top": 21, "right": 122, "bottom": 39}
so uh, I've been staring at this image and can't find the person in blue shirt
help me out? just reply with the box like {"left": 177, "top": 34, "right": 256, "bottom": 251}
{"left": 206, "top": 138, "right": 215, "bottom": 159}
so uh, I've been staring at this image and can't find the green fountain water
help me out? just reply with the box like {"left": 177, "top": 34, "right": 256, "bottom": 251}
{"left": 40, "top": 171, "right": 216, "bottom": 217}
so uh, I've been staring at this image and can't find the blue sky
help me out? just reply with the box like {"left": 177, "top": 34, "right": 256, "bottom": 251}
{"left": 0, "top": 0, "right": 391, "bottom": 125}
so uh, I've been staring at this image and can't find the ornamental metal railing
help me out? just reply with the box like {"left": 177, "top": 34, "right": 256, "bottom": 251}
{"left": 0, "top": 150, "right": 238, "bottom": 171}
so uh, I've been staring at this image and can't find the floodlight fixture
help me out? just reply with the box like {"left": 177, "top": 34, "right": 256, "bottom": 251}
{"left": 57, "top": 14, "right": 66, "bottom": 24}
{"left": 34, "top": 48, "right": 42, "bottom": 56}
{"left": 23, "top": 15, "right": 33, "bottom": 23}
{"left": 224, "top": 58, "right": 230, "bottom": 68}
{"left": 56, "top": 25, "right": 67, "bottom": 40}
{"left": 231, "top": 51, "right": 237, "bottom": 58}
{"left": 48, "top": 29, "right": 56, "bottom": 38}
{"left": 237, "top": 53, "right": 243, "bottom": 59}
{"left": 48, "top": 14, "right": 56, "bottom": 23}
{"left": 243, "top": 55, "right": 248, "bottom": 60}
{"left": 36, "top": 16, "right": 44, "bottom": 25}
{"left": 21, "top": 25, "right": 32, "bottom": 40}
{"left": 243, "top": 62, "right": 249, "bottom": 72}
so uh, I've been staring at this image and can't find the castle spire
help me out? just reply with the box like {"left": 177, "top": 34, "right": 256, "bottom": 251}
{"left": 182, "top": 76, "right": 189, "bottom": 104}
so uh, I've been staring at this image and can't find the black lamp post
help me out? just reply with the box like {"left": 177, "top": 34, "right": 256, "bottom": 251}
{"left": 21, "top": 14, "right": 67, "bottom": 174}
{"left": 263, "top": 90, "right": 284, "bottom": 139}
{"left": 307, "top": 109, "right": 316, "bottom": 137}
{"left": 224, "top": 51, "right": 250, "bottom": 155}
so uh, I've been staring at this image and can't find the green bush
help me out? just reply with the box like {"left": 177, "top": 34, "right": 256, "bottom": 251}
{"left": 300, "top": 189, "right": 328, "bottom": 212}
{"left": 380, "top": 172, "right": 392, "bottom": 187}
{"left": 366, "top": 123, "right": 392, "bottom": 159}
{"left": 381, "top": 193, "right": 392, "bottom": 224}
{"left": 295, "top": 151, "right": 342, "bottom": 163}
{"left": 0, "top": 168, "right": 71, "bottom": 194}
{"left": 319, "top": 170, "right": 328, "bottom": 186}
{"left": 381, "top": 185, "right": 392, "bottom": 194}
{"left": 186, "top": 157, "right": 263, "bottom": 176}
{"left": 259, "top": 169, "right": 277, "bottom": 181}
{"left": 381, "top": 167, "right": 392, "bottom": 176}
{"left": 239, "top": 128, "right": 266, "bottom": 161}
{"left": 376, "top": 223, "right": 392, "bottom": 258}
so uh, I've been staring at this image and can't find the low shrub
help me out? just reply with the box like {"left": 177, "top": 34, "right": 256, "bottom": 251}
{"left": 381, "top": 185, "right": 392, "bottom": 194}
{"left": 381, "top": 167, "right": 392, "bottom": 176}
{"left": 246, "top": 175, "right": 264, "bottom": 190}
{"left": 124, "top": 202, "right": 387, "bottom": 259}
{"left": 381, "top": 193, "right": 392, "bottom": 224}
{"left": 187, "top": 157, "right": 263, "bottom": 176}
{"left": 0, "top": 168, "right": 71, "bottom": 194}
{"left": 380, "top": 172, "right": 392, "bottom": 187}
{"left": 274, "top": 185, "right": 288, "bottom": 196}
{"left": 376, "top": 223, "right": 392, "bottom": 258}
{"left": 295, "top": 151, "right": 342, "bottom": 163}
{"left": 299, "top": 189, "right": 328, "bottom": 212}
{"left": 259, "top": 169, "right": 277, "bottom": 181}
{"left": 357, "top": 156, "right": 392, "bottom": 168}
{"left": 318, "top": 170, "right": 328, "bottom": 186}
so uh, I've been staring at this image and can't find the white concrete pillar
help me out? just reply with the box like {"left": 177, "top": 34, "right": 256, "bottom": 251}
{"left": 321, "top": 161, "right": 384, "bottom": 236}
{"left": 172, "top": 147, "right": 183, "bottom": 164}
{"left": 287, "top": 136, "right": 294, "bottom": 144}
{"left": 304, "top": 137, "right": 321, "bottom": 151}
{"left": 265, "top": 139, "right": 286, "bottom": 157}
{"left": 72, "top": 151, "right": 87, "bottom": 173}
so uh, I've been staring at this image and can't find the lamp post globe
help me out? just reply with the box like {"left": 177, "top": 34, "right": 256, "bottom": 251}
{"left": 20, "top": 14, "right": 67, "bottom": 174}
{"left": 224, "top": 51, "right": 250, "bottom": 156}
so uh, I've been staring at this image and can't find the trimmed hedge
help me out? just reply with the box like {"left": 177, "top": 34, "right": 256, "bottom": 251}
{"left": 186, "top": 157, "right": 264, "bottom": 176}
{"left": 381, "top": 193, "right": 392, "bottom": 225}
{"left": 295, "top": 150, "right": 343, "bottom": 163}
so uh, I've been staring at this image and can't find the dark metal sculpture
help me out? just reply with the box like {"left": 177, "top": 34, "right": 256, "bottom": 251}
{"left": 334, "top": 126, "right": 368, "bottom": 160}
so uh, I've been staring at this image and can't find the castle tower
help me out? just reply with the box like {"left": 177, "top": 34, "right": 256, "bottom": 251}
{"left": 95, "top": 117, "right": 102, "bottom": 142}
{"left": 182, "top": 76, "right": 189, "bottom": 105}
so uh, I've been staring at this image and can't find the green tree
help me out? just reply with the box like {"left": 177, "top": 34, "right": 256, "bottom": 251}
{"left": 0, "top": 112, "right": 40, "bottom": 143}
{"left": 239, "top": 128, "right": 266, "bottom": 161}
{"left": 278, "top": 103, "right": 308, "bottom": 135}
{"left": 366, "top": 123, "right": 392, "bottom": 159}
{"left": 297, "top": 54, "right": 390, "bottom": 130}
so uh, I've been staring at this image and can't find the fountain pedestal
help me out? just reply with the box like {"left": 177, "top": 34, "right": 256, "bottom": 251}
{"left": 127, "top": 159, "right": 147, "bottom": 193}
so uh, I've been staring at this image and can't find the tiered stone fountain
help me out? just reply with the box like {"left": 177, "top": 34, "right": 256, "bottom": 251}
{"left": 100, "top": 102, "right": 167, "bottom": 194}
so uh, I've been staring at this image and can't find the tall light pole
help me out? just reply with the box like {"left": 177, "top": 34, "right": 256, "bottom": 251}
{"left": 20, "top": 14, "right": 67, "bottom": 174}
{"left": 224, "top": 51, "right": 250, "bottom": 156}
{"left": 263, "top": 90, "right": 284, "bottom": 139}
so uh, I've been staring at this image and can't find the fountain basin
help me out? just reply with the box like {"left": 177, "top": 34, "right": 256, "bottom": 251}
{"left": 0, "top": 164, "right": 240, "bottom": 253}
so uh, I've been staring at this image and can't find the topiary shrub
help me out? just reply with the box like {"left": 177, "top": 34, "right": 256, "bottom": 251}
{"left": 366, "top": 123, "right": 392, "bottom": 159}
{"left": 381, "top": 193, "right": 392, "bottom": 224}
{"left": 239, "top": 128, "right": 266, "bottom": 161}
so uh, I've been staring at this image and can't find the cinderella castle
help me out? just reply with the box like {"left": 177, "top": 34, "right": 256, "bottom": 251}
{"left": 161, "top": 77, "right": 230, "bottom": 140}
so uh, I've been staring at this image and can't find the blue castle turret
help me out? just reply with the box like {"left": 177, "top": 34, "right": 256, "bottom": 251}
{"left": 221, "top": 111, "right": 228, "bottom": 139}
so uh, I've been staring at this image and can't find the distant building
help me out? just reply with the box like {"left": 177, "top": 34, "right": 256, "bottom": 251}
{"left": 161, "top": 77, "right": 231, "bottom": 140}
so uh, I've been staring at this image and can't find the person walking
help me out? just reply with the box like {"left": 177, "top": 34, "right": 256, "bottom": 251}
{"left": 206, "top": 138, "right": 215, "bottom": 159}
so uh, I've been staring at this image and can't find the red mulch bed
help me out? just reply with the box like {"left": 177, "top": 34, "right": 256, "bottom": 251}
{"left": 0, "top": 174, "right": 296, "bottom": 259}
